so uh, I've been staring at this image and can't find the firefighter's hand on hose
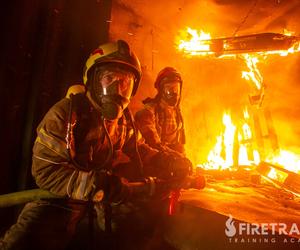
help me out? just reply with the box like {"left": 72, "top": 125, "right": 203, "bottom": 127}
{"left": 92, "top": 174, "right": 206, "bottom": 203}
{"left": 142, "top": 173, "right": 206, "bottom": 200}
{"left": 99, "top": 174, "right": 132, "bottom": 204}
{"left": 150, "top": 152, "right": 192, "bottom": 181}
{"left": 181, "top": 174, "right": 206, "bottom": 190}
{"left": 98, "top": 174, "right": 155, "bottom": 203}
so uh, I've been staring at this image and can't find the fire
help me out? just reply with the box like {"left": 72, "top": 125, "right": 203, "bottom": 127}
{"left": 177, "top": 27, "right": 212, "bottom": 56}
{"left": 196, "top": 53, "right": 300, "bottom": 176}
{"left": 201, "top": 109, "right": 260, "bottom": 170}
{"left": 267, "top": 150, "right": 300, "bottom": 174}
{"left": 264, "top": 29, "right": 300, "bottom": 57}
{"left": 199, "top": 108, "right": 300, "bottom": 176}
{"left": 204, "top": 112, "right": 236, "bottom": 170}
{"left": 283, "top": 29, "right": 294, "bottom": 36}
{"left": 239, "top": 108, "right": 261, "bottom": 166}
{"left": 177, "top": 27, "right": 300, "bottom": 57}
{"left": 241, "top": 54, "right": 263, "bottom": 90}
{"left": 263, "top": 41, "right": 300, "bottom": 57}
{"left": 180, "top": 27, "right": 300, "bottom": 181}
{"left": 267, "top": 167, "right": 288, "bottom": 183}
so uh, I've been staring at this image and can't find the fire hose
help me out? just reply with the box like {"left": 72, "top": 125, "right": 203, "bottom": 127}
{"left": 0, "top": 189, "right": 61, "bottom": 208}
{"left": 0, "top": 175, "right": 205, "bottom": 208}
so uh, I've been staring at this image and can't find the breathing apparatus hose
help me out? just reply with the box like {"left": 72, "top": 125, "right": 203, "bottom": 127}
{"left": 99, "top": 116, "right": 114, "bottom": 172}
{"left": 66, "top": 94, "right": 114, "bottom": 172}
{"left": 124, "top": 108, "right": 144, "bottom": 177}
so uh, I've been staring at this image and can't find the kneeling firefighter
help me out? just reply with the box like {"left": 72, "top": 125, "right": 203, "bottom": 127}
{"left": 135, "top": 67, "right": 186, "bottom": 155}
{"left": 0, "top": 40, "right": 195, "bottom": 250}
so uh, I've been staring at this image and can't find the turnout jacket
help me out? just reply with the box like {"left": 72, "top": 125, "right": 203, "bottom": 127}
{"left": 135, "top": 100, "right": 186, "bottom": 154}
{"left": 32, "top": 94, "right": 158, "bottom": 201}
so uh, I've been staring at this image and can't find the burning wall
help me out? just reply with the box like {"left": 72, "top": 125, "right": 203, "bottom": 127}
{"left": 109, "top": 0, "right": 300, "bottom": 170}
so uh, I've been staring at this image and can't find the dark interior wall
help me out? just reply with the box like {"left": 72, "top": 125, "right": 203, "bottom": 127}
{"left": 0, "top": 0, "right": 111, "bottom": 231}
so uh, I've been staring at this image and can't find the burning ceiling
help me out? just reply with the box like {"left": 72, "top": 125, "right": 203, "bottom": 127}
{"left": 109, "top": 0, "right": 300, "bottom": 185}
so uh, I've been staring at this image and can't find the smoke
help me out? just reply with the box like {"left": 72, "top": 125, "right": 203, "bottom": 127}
{"left": 110, "top": 0, "right": 300, "bottom": 164}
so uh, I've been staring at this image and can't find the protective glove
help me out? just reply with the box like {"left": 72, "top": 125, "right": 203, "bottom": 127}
{"left": 148, "top": 152, "right": 192, "bottom": 181}
{"left": 181, "top": 174, "right": 206, "bottom": 190}
{"left": 97, "top": 174, "right": 131, "bottom": 204}
{"left": 93, "top": 174, "right": 169, "bottom": 203}
{"left": 142, "top": 152, "right": 193, "bottom": 198}
{"left": 103, "top": 176, "right": 166, "bottom": 201}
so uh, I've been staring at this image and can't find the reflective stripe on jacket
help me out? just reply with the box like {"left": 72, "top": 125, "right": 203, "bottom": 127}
{"left": 32, "top": 94, "right": 158, "bottom": 201}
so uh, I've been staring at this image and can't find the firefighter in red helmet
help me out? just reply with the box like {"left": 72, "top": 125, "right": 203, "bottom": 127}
{"left": 0, "top": 41, "right": 192, "bottom": 250}
{"left": 135, "top": 67, "right": 186, "bottom": 155}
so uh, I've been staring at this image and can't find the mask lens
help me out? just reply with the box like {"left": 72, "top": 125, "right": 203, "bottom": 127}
{"left": 100, "top": 69, "right": 134, "bottom": 99}
{"left": 163, "top": 82, "right": 180, "bottom": 97}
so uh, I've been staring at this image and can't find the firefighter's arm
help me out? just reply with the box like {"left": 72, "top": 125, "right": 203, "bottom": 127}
{"left": 123, "top": 124, "right": 205, "bottom": 194}
{"left": 135, "top": 108, "right": 186, "bottom": 156}
{"left": 32, "top": 99, "right": 127, "bottom": 203}
{"left": 134, "top": 107, "right": 163, "bottom": 149}
{"left": 123, "top": 128, "right": 190, "bottom": 184}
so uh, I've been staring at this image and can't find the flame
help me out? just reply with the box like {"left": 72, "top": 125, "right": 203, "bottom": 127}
{"left": 177, "top": 27, "right": 300, "bottom": 57}
{"left": 196, "top": 47, "right": 300, "bottom": 173}
{"left": 241, "top": 54, "right": 263, "bottom": 90}
{"left": 181, "top": 27, "right": 300, "bottom": 177}
{"left": 283, "top": 29, "right": 295, "bottom": 36}
{"left": 262, "top": 41, "right": 300, "bottom": 57}
{"left": 267, "top": 150, "right": 300, "bottom": 174}
{"left": 261, "top": 29, "right": 299, "bottom": 56}
{"left": 201, "top": 109, "right": 260, "bottom": 170}
{"left": 222, "top": 113, "right": 236, "bottom": 168}
{"left": 204, "top": 112, "right": 236, "bottom": 170}
{"left": 177, "top": 27, "right": 212, "bottom": 56}
{"left": 200, "top": 109, "right": 300, "bottom": 177}
{"left": 263, "top": 29, "right": 300, "bottom": 57}
{"left": 267, "top": 167, "right": 289, "bottom": 183}
{"left": 265, "top": 150, "right": 300, "bottom": 184}
{"left": 198, "top": 53, "right": 300, "bottom": 173}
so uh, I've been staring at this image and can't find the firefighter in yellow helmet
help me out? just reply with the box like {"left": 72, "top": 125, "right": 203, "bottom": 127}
{"left": 0, "top": 41, "right": 192, "bottom": 250}
{"left": 135, "top": 67, "right": 186, "bottom": 155}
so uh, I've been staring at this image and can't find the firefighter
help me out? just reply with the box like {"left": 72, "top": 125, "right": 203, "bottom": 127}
{"left": 0, "top": 40, "right": 191, "bottom": 250}
{"left": 135, "top": 67, "right": 186, "bottom": 155}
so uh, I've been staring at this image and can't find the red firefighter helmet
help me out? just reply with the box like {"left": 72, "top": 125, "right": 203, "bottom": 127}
{"left": 83, "top": 40, "right": 142, "bottom": 96}
{"left": 154, "top": 67, "right": 182, "bottom": 90}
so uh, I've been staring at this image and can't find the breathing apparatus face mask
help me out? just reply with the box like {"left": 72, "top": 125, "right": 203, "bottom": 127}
{"left": 88, "top": 65, "right": 135, "bottom": 120}
{"left": 161, "top": 81, "right": 181, "bottom": 107}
